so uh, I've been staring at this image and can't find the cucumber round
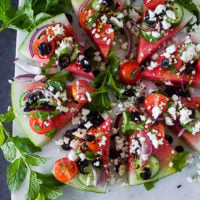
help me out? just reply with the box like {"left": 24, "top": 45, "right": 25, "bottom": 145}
{"left": 135, "top": 155, "right": 160, "bottom": 180}
{"left": 19, "top": 91, "right": 29, "bottom": 107}
{"left": 91, "top": 0, "right": 102, "bottom": 10}
{"left": 167, "top": 3, "right": 183, "bottom": 27}
{"left": 78, "top": 172, "right": 95, "bottom": 187}
{"left": 140, "top": 22, "right": 164, "bottom": 43}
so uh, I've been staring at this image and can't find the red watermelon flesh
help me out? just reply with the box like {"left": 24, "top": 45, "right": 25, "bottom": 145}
{"left": 137, "top": 6, "right": 193, "bottom": 64}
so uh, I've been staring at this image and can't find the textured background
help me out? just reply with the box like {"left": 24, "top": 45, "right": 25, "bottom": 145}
{"left": 0, "top": 0, "right": 18, "bottom": 199}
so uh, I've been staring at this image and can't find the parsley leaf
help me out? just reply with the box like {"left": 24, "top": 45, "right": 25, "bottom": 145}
{"left": 88, "top": 12, "right": 98, "bottom": 29}
{"left": 28, "top": 110, "right": 60, "bottom": 121}
{"left": 144, "top": 180, "right": 158, "bottom": 191}
{"left": 7, "top": 158, "right": 27, "bottom": 192}
{"left": 172, "top": 151, "right": 189, "bottom": 172}
{"left": 45, "top": 128, "right": 57, "bottom": 139}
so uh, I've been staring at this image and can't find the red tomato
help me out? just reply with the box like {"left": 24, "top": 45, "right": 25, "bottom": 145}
{"left": 33, "top": 35, "right": 55, "bottom": 59}
{"left": 86, "top": 128, "right": 107, "bottom": 151}
{"left": 71, "top": 80, "right": 95, "bottom": 103}
{"left": 79, "top": 8, "right": 96, "bottom": 30}
{"left": 151, "top": 123, "right": 165, "bottom": 139}
{"left": 53, "top": 157, "right": 78, "bottom": 183}
{"left": 144, "top": 93, "right": 167, "bottom": 117}
{"left": 29, "top": 117, "right": 54, "bottom": 134}
{"left": 197, "top": 58, "right": 200, "bottom": 72}
{"left": 119, "top": 61, "right": 141, "bottom": 85}
{"left": 143, "top": 0, "right": 165, "bottom": 10}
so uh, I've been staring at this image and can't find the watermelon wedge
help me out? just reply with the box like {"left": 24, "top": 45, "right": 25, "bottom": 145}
{"left": 129, "top": 131, "right": 177, "bottom": 186}
{"left": 65, "top": 118, "right": 111, "bottom": 193}
{"left": 137, "top": 6, "right": 193, "bottom": 64}
{"left": 11, "top": 81, "right": 85, "bottom": 147}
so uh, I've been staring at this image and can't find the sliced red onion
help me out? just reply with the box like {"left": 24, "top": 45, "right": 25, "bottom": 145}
{"left": 13, "top": 74, "right": 36, "bottom": 82}
{"left": 92, "top": 167, "right": 98, "bottom": 187}
{"left": 100, "top": 167, "right": 107, "bottom": 187}
{"left": 157, "top": 17, "right": 161, "bottom": 33}
{"left": 114, "top": 113, "right": 122, "bottom": 129}
{"left": 14, "top": 59, "right": 42, "bottom": 75}
{"left": 78, "top": 0, "right": 91, "bottom": 16}
{"left": 181, "top": 74, "right": 185, "bottom": 92}
{"left": 177, "top": 128, "right": 186, "bottom": 137}
{"left": 124, "top": 25, "right": 133, "bottom": 59}
{"left": 130, "top": 21, "right": 156, "bottom": 32}
{"left": 29, "top": 25, "right": 47, "bottom": 57}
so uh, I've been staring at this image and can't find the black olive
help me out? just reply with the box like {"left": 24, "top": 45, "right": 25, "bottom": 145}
{"left": 87, "top": 112, "right": 104, "bottom": 127}
{"left": 58, "top": 54, "right": 70, "bottom": 70}
{"left": 144, "top": 16, "right": 156, "bottom": 26}
{"left": 185, "top": 64, "right": 194, "bottom": 74}
{"left": 123, "top": 89, "right": 135, "bottom": 97}
{"left": 102, "top": 0, "right": 114, "bottom": 7}
{"left": 84, "top": 47, "right": 95, "bottom": 58}
{"left": 65, "top": 13, "right": 73, "bottom": 23}
{"left": 178, "top": 90, "right": 191, "bottom": 97}
{"left": 161, "top": 58, "right": 170, "bottom": 69}
{"left": 93, "top": 69, "right": 100, "bottom": 77}
{"left": 137, "top": 96, "right": 145, "bottom": 104}
{"left": 65, "top": 128, "right": 77, "bottom": 138}
{"left": 109, "top": 148, "right": 121, "bottom": 159}
{"left": 23, "top": 102, "right": 31, "bottom": 112}
{"left": 37, "top": 42, "right": 52, "bottom": 56}
{"left": 61, "top": 141, "right": 71, "bottom": 151}
{"left": 85, "top": 134, "right": 95, "bottom": 142}
{"left": 175, "top": 145, "right": 184, "bottom": 153}
{"left": 130, "top": 111, "right": 141, "bottom": 122}
{"left": 165, "top": 134, "right": 173, "bottom": 144}
{"left": 189, "top": 108, "right": 196, "bottom": 119}
{"left": 92, "top": 158, "right": 103, "bottom": 168}
{"left": 115, "top": 2, "right": 121, "bottom": 9}
{"left": 140, "top": 170, "right": 152, "bottom": 180}
{"left": 81, "top": 58, "right": 92, "bottom": 73}
{"left": 77, "top": 160, "right": 90, "bottom": 174}
{"left": 110, "top": 134, "right": 118, "bottom": 141}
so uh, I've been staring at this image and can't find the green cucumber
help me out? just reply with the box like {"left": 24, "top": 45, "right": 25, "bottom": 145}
{"left": 91, "top": 0, "right": 102, "bottom": 10}
{"left": 78, "top": 172, "right": 95, "bottom": 187}
{"left": 19, "top": 91, "right": 29, "bottom": 107}
{"left": 140, "top": 22, "right": 164, "bottom": 43}
{"left": 70, "top": 43, "right": 80, "bottom": 62}
{"left": 135, "top": 155, "right": 160, "bottom": 180}
{"left": 167, "top": 3, "right": 183, "bottom": 27}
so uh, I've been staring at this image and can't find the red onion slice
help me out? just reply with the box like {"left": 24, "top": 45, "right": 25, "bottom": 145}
{"left": 78, "top": 0, "right": 91, "bottom": 16}
{"left": 114, "top": 113, "right": 122, "bottom": 129}
{"left": 13, "top": 74, "right": 36, "bottom": 82}
{"left": 124, "top": 25, "right": 133, "bottom": 59}
{"left": 178, "top": 128, "right": 186, "bottom": 137}
{"left": 100, "top": 167, "right": 107, "bottom": 186}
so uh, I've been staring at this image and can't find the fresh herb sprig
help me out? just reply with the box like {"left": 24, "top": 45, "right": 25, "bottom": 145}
{"left": 0, "top": 0, "right": 72, "bottom": 32}
{"left": 172, "top": 151, "right": 189, "bottom": 172}
{"left": 0, "top": 107, "right": 63, "bottom": 200}
{"left": 89, "top": 51, "right": 122, "bottom": 112}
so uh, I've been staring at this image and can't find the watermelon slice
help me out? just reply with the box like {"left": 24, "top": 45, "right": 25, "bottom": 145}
{"left": 172, "top": 97, "right": 200, "bottom": 153}
{"left": 129, "top": 131, "right": 177, "bottom": 186}
{"left": 11, "top": 81, "right": 85, "bottom": 147}
{"left": 65, "top": 118, "right": 111, "bottom": 193}
{"left": 137, "top": 6, "right": 193, "bottom": 64}
{"left": 18, "top": 14, "right": 95, "bottom": 80}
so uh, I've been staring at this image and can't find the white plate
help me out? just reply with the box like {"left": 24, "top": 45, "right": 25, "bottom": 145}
{"left": 12, "top": 0, "right": 200, "bottom": 199}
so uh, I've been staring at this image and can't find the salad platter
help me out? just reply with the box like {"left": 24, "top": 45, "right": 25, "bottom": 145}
{"left": 0, "top": 0, "right": 200, "bottom": 199}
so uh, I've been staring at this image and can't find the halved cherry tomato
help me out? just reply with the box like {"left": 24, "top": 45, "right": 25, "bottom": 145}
{"left": 119, "top": 61, "right": 141, "bottom": 85}
{"left": 197, "top": 58, "right": 200, "bottom": 72}
{"left": 144, "top": 93, "right": 167, "bottom": 117}
{"left": 72, "top": 80, "right": 95, "bottom": 103}
{"left": 29, "top": 117, "right": 54, "bottom": 134}
{"left": 86, "top": 128, "right": 107, "bottom": 151}
{"left": 53, "top": 157, "right": 78, "bottom": 183}
{"left": 33, "top": 35, "right": 55, "bottom": 59}
{"left": 143, "top": 0, "right": 165, "bottom": 10}
{"left": 79, "top": 8, "right": 96, "bottom": 30}
{"left": 150, "top": 123, "right": 165, "bottom": 140}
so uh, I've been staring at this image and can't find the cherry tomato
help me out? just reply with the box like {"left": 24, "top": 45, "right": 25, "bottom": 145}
{"left": 119, "top": 61, "right": 141, "bottom": 85}
{"left": 86, "top": 128, "right": 107, "bottom": 151}
{"left": 143, "top": 0, "right": 165, "bottom": 10}
{"left": 53, "top": 157, "right": 78, "bottom": 183}
{"left": 150, "top": 123, "right": 165, "bottom": 139}
{"left": 72, "top": 80, "right": 95, "bottom": 103}
{"left": 144, "top": 93, "right": 167, "bottom": 118}
{"left": 29, "top": 117, "right": 54, "bottom": 134}
{"left": 197, "top": 58, "right": 200, "bottom": 72}
{"left": 79, "top": 8, "right": 96, "bottom": 30}
{"left": 33, "top": 35, "right": 55, "bottom": 59}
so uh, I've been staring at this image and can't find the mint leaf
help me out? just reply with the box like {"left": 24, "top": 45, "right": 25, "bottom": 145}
{"left": 7, "top": 158, "right": 27, "bottom": 192}
{"left": 173, "top": 151, "right": 189, "bottom": 172}
{"left": 33, "top": 124, "right": 41, "bottom": 132}
{"left": 40, "top": 185, "right": 63, "bottom": 200}
{"left": 0, "top": 125, "right": 5, "bottom": 146}
{"left": 46, "top": 70, "right": 74, "bottom": 83}
{"left": 45, "top": 80, "right": 65, "bottom": 92}
{"left": 88, "top": 12, "right": 98, "bottom": 29}
{"left": 28, "top": 110, "right": 60, "bottom": 121}
{"left": 24, "top": 154, "right": 49, "bottom": 166}
{"left": 25, "top": 172, "right": 42, "bottom": 200}
{"left": 45, "top": 128, "right": 57, "bottom": 139}
{"left": 144, "top": 180, "right": 158, "bottom": 191}
{"left": 0, "top": 0, "right": 11, "bottom": 20}
{"left": 1, "top": 141, "right": 17, "bottom": 162}
{"left": 0, "top": 107, "right": 15, "bottom": 123}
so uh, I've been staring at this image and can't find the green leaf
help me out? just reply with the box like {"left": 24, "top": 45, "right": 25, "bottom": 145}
{"left": 45, "top": 80, "right": 65, "bottom": 92}
{"left": 28, "top": 110, "right": 60, "bottom": 121}
{"left": 42, "top": 56, "right": 57, "bottom": 74}
{"left": 85, "top": 151, "right": 96, "bottom": 161}
{"left": 0, "top": 125, "right": 5, "bottom": 146}
{"left": 1, "top": 141, "right": 17, "bottom": 162}
{"left": 24, "top": 154, "right": 49, "bottom": 166}
{"left": 35, "top": 12, "right": 51, "bottom": 25}
{"left": 88, "top": 12, "right": 98, "bottom": 29}
{"left": 46, "top": 70, "right": 74, "bottom": 83}
{"left": 107, "top": 50, "right": 120, "bottom": 76}
{"left": 172, "top": 151, "right": 189, "bottom": 172}
{"left": 25, "top": 172, "right": 42, "bottom": 200}
{"left": 144, "top": 180, "right": 158, "bottom": 191}
{"left": 0, "top": 0, "right": 11, "bottom": 20}
{"left": 7, "top": 158, "right": 27, "bottom": 192}
{"left": 12, "top": 136, "right": 41, "bottom": 154}
{"left": 45, "top": 128, "right": 57, "bottom": 139}
{"left": 36, "top": 193, "right": 46, "bottom": 200}
{"left": 33, "top": 124, "right": 41, "bottom": 132}
{"left": 40, "top": 185, "right": 63, "bottom": 200}
{"left": 0, "top": 107, "right": 15, "bottom": 123}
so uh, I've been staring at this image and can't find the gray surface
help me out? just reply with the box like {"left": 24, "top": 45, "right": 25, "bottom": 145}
{"left": 0, "top": 0, "right": 18, "bottom": 199}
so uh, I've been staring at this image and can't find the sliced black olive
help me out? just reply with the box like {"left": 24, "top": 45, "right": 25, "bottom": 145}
{"left": 65, "top": 128, "right": 77, "bottom": 138}
{"left": 175, "top": 145, "right": 184, "bottom": 153}
{"left": 115, "top": 2, "right": 121, "bottom": 9}
{"left": 85, "top": 134, "right": 95, "bottom": 142}
{"left": 37, "top": 42, "right": 52, "bottom": 56}
{"left": 65, "top": 13, "right": 73, "bottom": 23}
{"left": 188, "top": 108, "right": 196, "bottom": 119}
{"left": 109, "top": 148, "right": 121, "bottom": 159}
{"left": 92, "top": 158, "right": 103, "bottom": 169}
{"left": 130, "top": 111, "right": 141, "bottom": 122}
{"left": 185, "top": 65, "right": 194, "bottom": 74}
{"left": 77, "top": 160, "right": 90, "bottom": 174}
{"left": 58, "top": 54, "right": 70, "bottom": 70}
{"left": 136, "top": 96, "right": 145, "bottom": 104}
{"left": 123, "top": 89, "right": 135, "bottom": 97}
{"left": 81, "top": 58, "right": 92, "bottom": 73}
{"left": 140, "top": 169, "right": 152, "bottom": 180}
{"left": 144, "top": 16, "right": 156, "bottom": 26}
{"left": 84, "top": 47, "right": 95, "bottom": 58}
{"left": 23, "top": 102, "right": 31, "bottom": 112}
{"left": 161, "top": 58, "right": 170, "bottom": 69}
{"left": 165, "top": 134, "right": 173, "bottom": 144}
{"left": 61, "top": 140, "right": 71, "bottom": 151}
{"left": 102, "top": 0, "right": 114, "bottom": 7}
{"left": 87, "top": 112, "right": 104, "bottom": 127}
{"left": 40, "top": 102, "right": 56, "bottom": 111}
{"left": 178, "top": 90, "right": 191, "bottom": 97}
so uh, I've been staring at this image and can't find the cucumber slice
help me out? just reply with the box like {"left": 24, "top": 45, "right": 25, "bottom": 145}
{"left": 140, "top": 22, "right": 164, "bottom": 43}
{"left": 78, "top": 172, "right": 95, "bottom": 187}
{"left": 167, "top": 3, "right": 183, "bottom": 27}
{"left": 19, "top": 91, "right": 29, "bottom": 107}
{"left": 135, "top": 155, "right": 160, "bottom": 180}
{"left": 91, "top": 0, "right": 102, "bottom": 10}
